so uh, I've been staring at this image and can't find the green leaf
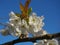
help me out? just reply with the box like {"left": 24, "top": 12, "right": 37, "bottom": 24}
{"left": 28, "top": 7, "right": 32, "bottom": 15}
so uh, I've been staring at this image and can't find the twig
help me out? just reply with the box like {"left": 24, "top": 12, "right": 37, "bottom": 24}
{"left": 1, "top": 32, "right": 60, "bottom": 45}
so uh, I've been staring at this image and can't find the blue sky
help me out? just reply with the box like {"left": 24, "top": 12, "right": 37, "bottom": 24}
{"left": 0, "top": 0, "right": 60, "bottom": 45}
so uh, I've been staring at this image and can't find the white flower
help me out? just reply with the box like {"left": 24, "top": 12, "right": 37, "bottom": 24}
{"left": 9, "top": 11, "right": 19, "bottom": 21}
{"left": 29, "top": 14, "right": 38, "bottom": 25}
{"left": 5, "top": 23, "right": 21, "bottom": 37}
{"left": 21, "top": 19, "right": 28, "bottom": 27}
{"left": 34, "top": 43, "right": 38, "bottom": 45}
{"left": 47, "top": 39, "right": 59, "bottom": 45}
{"left": 0, "top": 29, "right": 9, "bottom": 36}
{"left": 28, "top": 13, "right": 45, "bottom": 37}
{"left": 34, "top": 40, "right": 44, "bottom": 45}
{"left": 15, "top": 27, "right": 21, "bottom": 36}
{"left": 31, "top": 29, "right": 47, "bottom": 37}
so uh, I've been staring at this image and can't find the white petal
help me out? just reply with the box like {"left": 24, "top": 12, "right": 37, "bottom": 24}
{"left": 34, "top": 43, "right": 38, "bottom": 45}
{"left": 47, "top": 39, "right": 58, "bottom": 45}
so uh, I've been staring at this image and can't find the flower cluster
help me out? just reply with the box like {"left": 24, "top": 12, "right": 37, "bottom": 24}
{"left": 0, "top": 11, "right": 47, "bottom": 37}
{"left": 34, "top": 39, "right": 58, "bottom": 45}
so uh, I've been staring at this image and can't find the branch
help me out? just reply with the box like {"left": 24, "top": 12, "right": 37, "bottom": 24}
{"left": 1, "top": 32, "right": 60, "bottom": 45}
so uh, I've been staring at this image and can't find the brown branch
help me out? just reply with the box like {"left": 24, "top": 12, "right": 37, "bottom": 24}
{"left": 1, "top": 32, "right": 60, "bottom": 45}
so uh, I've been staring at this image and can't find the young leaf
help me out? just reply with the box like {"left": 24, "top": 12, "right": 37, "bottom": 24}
{"left": 20, "top": 3, "right": 25, "bottom": 12}
{"left": 28, "top": 7, "right": 32, "bottom": 15}
{"left": 25, "top": 0, "right": 31, "bottom": 11}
